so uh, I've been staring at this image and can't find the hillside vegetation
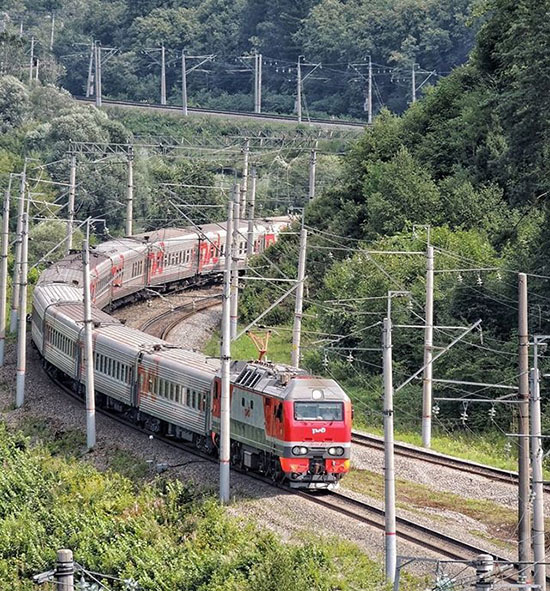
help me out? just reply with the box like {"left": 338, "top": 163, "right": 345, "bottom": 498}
{"left": 2, "top": 0, "right": 476, "bottom": 117}
{"left": 242, "top": 0, "right": 550, "bottom": 444}
{"left": 0, "top": 423, "right": 410, "bottom": 590}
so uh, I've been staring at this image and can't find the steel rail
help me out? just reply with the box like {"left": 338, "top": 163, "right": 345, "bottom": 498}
{"left": 351, "top": 431, "right": 550, "bottom": 493}
{"left": 138, "top": 292, "right": 222, "bottom": 340}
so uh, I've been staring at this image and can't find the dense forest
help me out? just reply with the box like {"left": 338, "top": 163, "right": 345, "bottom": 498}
{"left": 1, "top": 0, "right": 476, "bottom": 117}
{"left": 242, "top": 0, "right": 550, "bottom": 439}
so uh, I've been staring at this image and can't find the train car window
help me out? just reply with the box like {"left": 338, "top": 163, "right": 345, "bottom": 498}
{"left": 186, "top": 390, "right": 191, "bottom": 407}
{"left": 241, "top": 397, "right": 245, "bottom": 407}
{"left": 250, "top": 400, "right": 254, "bottom": 410}
{"left": 192, "top": 390, "right": 196, "bottom": 409}
{"left": 275, "top": 404, "right": 283, "bottom": 420}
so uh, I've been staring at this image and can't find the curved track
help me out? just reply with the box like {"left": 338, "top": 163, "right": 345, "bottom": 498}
{"left": 75, "top": 97, "right": 366, "bottom": 130}
{"left": 138, "top": 292, "right": 222, "bottom": 340}
{"left": 40, "top": 299, "right": 529, "bottom": 583}
{"left": 46, "top": 361, "right": 522, "bottom": 579}
{"left": 351, "top": 431, "right": 549, "bottom": 493}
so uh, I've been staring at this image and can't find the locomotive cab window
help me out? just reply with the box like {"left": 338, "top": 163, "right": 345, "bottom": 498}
{"left": 294, "top": 402, "right": 343, "bottom": 422}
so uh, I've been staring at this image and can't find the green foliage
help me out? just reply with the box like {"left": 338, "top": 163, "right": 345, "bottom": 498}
{"left": 0, "top": 76, "right": 29, "bottom": 132}
{"left": 0, "top": 423, "right": 401, "bottom": 590}
{"left": 1, "top": 0, "right": 476, "bottom": 118}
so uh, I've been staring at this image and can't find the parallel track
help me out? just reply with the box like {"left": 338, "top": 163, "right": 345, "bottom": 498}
{"left": 75, "top": 97, "right": 366, "bottom": 130}
{"left": 39, "top": 297, "right": 528, "bottom": 584}
{"left": 138, "top": 292, "right": 222, "bottom": 340}
{"left": 351, "top": 431, "right": 550, "bottom": 493}
{"left": 46, "top": 368, "right": 523, "bottom": 584}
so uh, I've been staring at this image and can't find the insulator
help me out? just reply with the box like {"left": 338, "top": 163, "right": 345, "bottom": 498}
{"left": 496, "top": 271, "right": 502, "bottom": 282}
{"left": 504, "top": 441, "right": 512, "bottom": 456}
{"left": 432, "top": 403, "right": 440, "bottom": 417}
{"left": 457, "top": 272, "right": 463, "bottom": 283}
{"left": 488, "top": 405, "right": 497, "bottom": 420}
{"left": 407, "top": 299, "right": 413, "bottom": 311}
{"left": 347, "top": 351, "right": 354, "bottom": 364}
{"left": 477, "top": 274, "right": 483, "bottom": 286}
{"left": 322, "top": 353, "right": 329, "bottom": 368}
{"left": 460, "top": 402, "right": 469, "bottom": 425}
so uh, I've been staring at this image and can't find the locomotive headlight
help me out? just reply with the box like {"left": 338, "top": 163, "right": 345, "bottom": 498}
{"left": 292, "top": 446, "right": 308, "bottom": 456}
{"left": 312, "top": 389, "right": 324, "bottom": 400}
{"left": 328, "top": 446, "right": 344, "bottom": 456}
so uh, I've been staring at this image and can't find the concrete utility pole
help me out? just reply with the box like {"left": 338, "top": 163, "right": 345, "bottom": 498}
{"left": 15, "top": 209, "right": 28, "bottom": 409}
{"left": 291, "top": 223, "right": 307, "bottom": 368}
{"left": 181, "top": 50, "right": 188, "bottom": 115}
{"left": 49, "top": 12, "right": 55, "bottom": 51}
{"left": 66, "top": 152, "right": 76, "bottom": 255}
{"left": 55, "top": 549, "right": 74, "bottom": 591}
{"left": 367, "top": 55, "right": 373, "bottom": 125}
{"left": 160, "top": 44, "right": 167, "bottom": 105}
{"left": 240, "top": 140, "right": 250, "bottom": 213}
{"left": 230, "top": 184, "right": 241, "bottom": 340}
{"left": 82, "top": 234, "right": 96, "bottom": 449}
{"left": 517, "top": 272, "right": 531, "bottom": 578}
{"left": 421, "top": 245, "right": 434, "bottom": 448}
{"left": 0, "top": 176, "right": 12, "bottom": 366}
{"left": 308, "top": 142, "right": 317, "bottom": 201}
{"left": 125, "top": 146, "right": 134, "bottom": 236}
{"left": 297, "top": 56, "right": 303, "bottom": 123}
{"left": 531, "top": 339, "right": 546, "bottom": 591}
{"left": 28, "top": 36, "right": 35, "bottom": 84}
{"left": 411, "top": 62, "right": 416, "bottom": 104}
{"left": 86, "top": 40, "right": 94, "bottom": 97}
{"left": 383, "top": 316, "right": 397, "bottom": 583}
{"left": 10, "top": 159, "right": 27, "bottom": 334}
{"left": 254, "top": 52, "right": 262, "bottom": 113}
{"left": 220, "top": 192, "right": 234, "bottom": 504}
{"left": 94, "top": 41, "right": 102, "bottom": 107}
{"left": 246, "top": 167, "right": 257, "bottom": 258}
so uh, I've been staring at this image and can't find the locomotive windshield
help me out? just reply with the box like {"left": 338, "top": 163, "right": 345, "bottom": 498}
{"left": 294, "top": 402, "right": 343, "bottom": 421}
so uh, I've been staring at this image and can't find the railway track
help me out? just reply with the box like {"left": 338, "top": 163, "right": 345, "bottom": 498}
{"left": 138, "top": 292, "right": 222, "bottom": 340}
{"left": 351, "top": 431, "right": 550, "bottom": 492}
{"left": 46, "top": 366, "right": 524, "bottom": 583}
{"left": 75, "top": 96, "right": 366, "bottom": 130}
{"left": 36, "top": 292, "right": 532, "bottom": 583}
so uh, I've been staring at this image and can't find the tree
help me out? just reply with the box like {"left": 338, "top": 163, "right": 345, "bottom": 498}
{"left": 0, "top": 76, "right": 29, "bottom": 132}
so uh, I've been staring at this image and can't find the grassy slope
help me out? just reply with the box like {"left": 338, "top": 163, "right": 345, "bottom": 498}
{"left": 0, "top": 419, "right": 429, "bottom": 590}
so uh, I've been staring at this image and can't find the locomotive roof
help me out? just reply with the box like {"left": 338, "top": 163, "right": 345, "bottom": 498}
{"left": 230, "top": 360, "right": 349, "bottom": 402}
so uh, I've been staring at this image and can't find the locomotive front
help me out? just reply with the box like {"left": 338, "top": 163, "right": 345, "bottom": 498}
{"left": 280, "top": 376, "right": 352, "bottom": 489}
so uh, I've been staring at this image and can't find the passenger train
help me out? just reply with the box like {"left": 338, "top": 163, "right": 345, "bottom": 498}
{"left": 31, "top": 217, "right": 352, "bottom": 489}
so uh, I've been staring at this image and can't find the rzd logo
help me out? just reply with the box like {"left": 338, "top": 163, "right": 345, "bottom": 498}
{"left": 312, "top": 427, "right": 326, "bottom": 435}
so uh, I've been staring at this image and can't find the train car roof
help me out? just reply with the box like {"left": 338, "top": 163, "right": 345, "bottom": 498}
{"left": 94, "top": 324, "right": 167, "bottom": 354}
{"left": 93, "top": 238, "right": 146, "bottom": 257}
{"left": 131, "top": 227, "right": 199, "bottom": 242}
{"left": 46, "top": 301, "right": 120, "bottom": 327}
{"left": 34, "top": 283, "right": 82, "bottom": 305}
{"left": 144, "top": 347, "right": 220, "bottom": 375}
